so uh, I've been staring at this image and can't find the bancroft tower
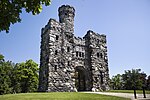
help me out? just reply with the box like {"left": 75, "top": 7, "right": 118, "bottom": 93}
{"left": 39, "top": 5, "right": 109, "bottom": 92}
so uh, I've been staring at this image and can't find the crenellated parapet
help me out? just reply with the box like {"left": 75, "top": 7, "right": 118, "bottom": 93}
{"left": 58, "top": 5, "right": 75, "bottom": 34}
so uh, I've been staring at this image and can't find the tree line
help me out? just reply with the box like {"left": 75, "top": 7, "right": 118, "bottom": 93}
{"left": 110, "top": 69, "right": 150, "bottom": 90}
{"left": 0, "top": 54, "right": 38, "bottom": 94}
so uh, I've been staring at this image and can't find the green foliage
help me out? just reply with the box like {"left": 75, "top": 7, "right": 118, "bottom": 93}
{"left": 0, "top": 54, "right": 38, "bottom": 94}
{"left": 111, "top": 74, "right": 123, "bottom": 90}
{"left": 0, "top": 0, "right": 51, "bottom": 33}
{"left": 122, "top": 69, "right": 143, "bottom": 90}
{"left": 12, "top": 59, "right": 39, "bottom": 93}
{"left": 0, "top": 54, "right": 4, "bottom": 61}
{"left": 147, "top": 75, "right": 150, "bottom": 90}
{"left": 0, "top": 92, "right": 130, "bottom": 100}
{"left": 111, "top": 69, "right": 148, "bottom": 90}
{"left": 0, "top": 55, "right": 14, "bottom": 94}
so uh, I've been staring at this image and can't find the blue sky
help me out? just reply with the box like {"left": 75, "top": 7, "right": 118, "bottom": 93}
{"left": 0, "top": 0, "right": 150, "bottom": 77}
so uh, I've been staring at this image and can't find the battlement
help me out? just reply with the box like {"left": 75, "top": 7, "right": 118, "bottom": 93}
{"left": 58, "top": 5, "right": 75, "bottom": 17}
{"left": 58, "top": 5, "right": 75, "bottom": 33}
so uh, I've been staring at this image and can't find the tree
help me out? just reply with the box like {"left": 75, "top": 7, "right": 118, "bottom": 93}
{"left": 147, "top": 75, "right": 150, "bottom": 90}
{"left": 0, "top": 0, "right": 51, "bottom": 33}
{"left": 0, "top": 54, "right": 14, "bottom": 94}
{"left": 122, "top": 69, "right": 143, "bottom": 90}
{"left": 0, "top": 54, "right": 4, "bottom": 61}
{"left": 11, "top": 63, "right": 22, "bottom": 93}
{"left": 0, "top": 54, "right": 39, "bottom": 94}
{"left": 140, "top": 73, "right": 147, "bottom": 88}
{"left": 111, "top": 74, "right": 123, "bottom": 90}
{"left": 12, "top": 59, "right": 38, "bottom": 93}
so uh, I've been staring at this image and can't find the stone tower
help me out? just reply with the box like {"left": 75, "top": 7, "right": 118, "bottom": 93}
{"left": 58, "top": 5, "right": 75, "bottom": 34}
{"left": 39, "top": 5, "right": 109, "bottom": 92}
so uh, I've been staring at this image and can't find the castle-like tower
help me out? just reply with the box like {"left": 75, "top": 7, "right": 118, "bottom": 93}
{"left": 39, "top": 5, "right": 109, "bottom": 92}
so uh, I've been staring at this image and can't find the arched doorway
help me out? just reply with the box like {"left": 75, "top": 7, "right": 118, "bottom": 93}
{"left": 75, "top": 66, "right": 86, "bottom": 91}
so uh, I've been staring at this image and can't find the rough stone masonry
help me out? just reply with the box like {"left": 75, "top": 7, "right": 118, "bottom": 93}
{"left": 39, "top": 5, "right": 109, "bottom": 92}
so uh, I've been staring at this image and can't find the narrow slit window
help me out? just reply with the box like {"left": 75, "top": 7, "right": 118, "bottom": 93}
{"left": 67, "top": 47, "right": 70, "bottom": 52}
{"left": 76, "top": 52, "right": 78, "bottom": 57}
{"left": 61, "top": 48, "right": 64, "bottom": 54}
{"left": 97, "top": 53, "right": 100, "bottom": 58}
{"left": 100, "top": 72, "right": 103, "bottom": 84}
{"left": 56, "top": 35, "right": 59, "bottom": 40}
{"left": 68, "top": 61, "right": 70, "bottom": 66}
{"left": 79, "top": 52, "right": 82, "bottom": 57}
{"left": 54, "top": 65, "right": 57, "bottom": 71}
{"left": 46, "top": 57, "right": 49, "bottom": 62}
{"left": 82, "top": 52, "right": 84, "bottom": 57}
{"left": 100, "top": 53, "right": 103, "bottom": 58}
{"left": 55, "top": 50, "right": 58, "bottom": 55}
{"left": 90, "top": 50, "right": 93, "bottom": 54}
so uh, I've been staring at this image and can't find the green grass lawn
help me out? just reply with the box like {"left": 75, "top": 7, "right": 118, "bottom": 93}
{"left": 107, "top": 90, "right": 150, "bottom": 94}
{"left": 0, "top": 92, "right": 130, "bottom": 100}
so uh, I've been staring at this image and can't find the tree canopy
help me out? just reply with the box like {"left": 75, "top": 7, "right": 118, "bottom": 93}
{"left": 0, "top": 54, "right": 38, "bottom": 94}
{"left": 122, "top": 69, "right": 143, "bottom": 90}
{"left": 0, "top": 59, "right": 14, "bottom": 94}
{"left": 0, "top": 0, "right": 51, "bottom": 33}
{"left": 12, "top": 60, "right": 38, "bottom": 93}
{"left": 147, "top": 75, "right": 150, "bottom": 90}
{"left": 110, "top": 68, "right": 149, "bottom": 90}
{"left": 111, "top": 74, "right": 122, "bottom": 90}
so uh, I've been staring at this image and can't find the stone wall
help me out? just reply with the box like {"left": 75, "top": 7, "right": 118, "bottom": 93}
{"left": 39, "top": 5, "right": 109, "bottom": 92}
{"left": 84, "top": 30, "right": 109, "bottom": 91}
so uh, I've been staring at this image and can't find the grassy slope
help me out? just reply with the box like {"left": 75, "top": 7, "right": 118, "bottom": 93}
{"left": 0, "top": 92, "right": 130, "bottom": 100}
{"left": 107, "top": 90, "right": 150, "bottom": 94}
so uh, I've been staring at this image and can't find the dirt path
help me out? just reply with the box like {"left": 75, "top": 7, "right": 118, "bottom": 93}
{"left": 84, "top": 92, "right": 150, "bottom": 100}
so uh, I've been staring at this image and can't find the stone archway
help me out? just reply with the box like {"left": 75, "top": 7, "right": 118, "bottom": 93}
{"left": 75, "top": 66, "right": 86, "bottom": 91}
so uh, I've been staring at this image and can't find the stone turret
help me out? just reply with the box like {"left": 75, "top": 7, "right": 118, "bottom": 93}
{"left": 58, "top": 5, "right": 75, "bottom": 34}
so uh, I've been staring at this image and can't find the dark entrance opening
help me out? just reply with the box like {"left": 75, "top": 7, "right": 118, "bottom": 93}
{"left": 75, "top": 66, "right": 86, "bottom": 91}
